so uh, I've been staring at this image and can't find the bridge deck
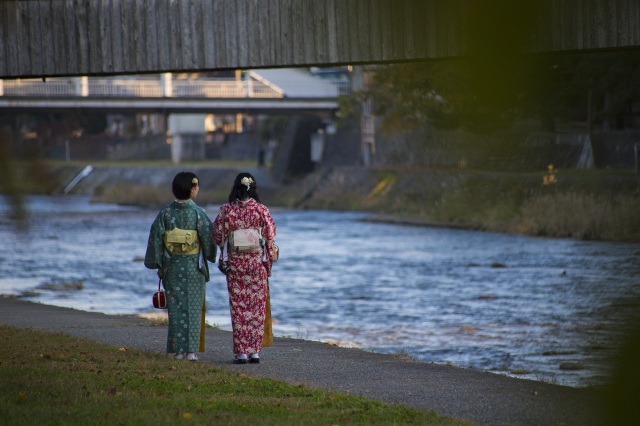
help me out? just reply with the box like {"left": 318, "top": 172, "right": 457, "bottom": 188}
{"left": 0, "top": 69, "right": 341, "bottom": 114}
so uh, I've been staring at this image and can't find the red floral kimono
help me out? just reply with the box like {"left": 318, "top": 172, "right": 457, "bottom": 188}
{"left": 213, "top": 198, "right": 277, "bottom": 355}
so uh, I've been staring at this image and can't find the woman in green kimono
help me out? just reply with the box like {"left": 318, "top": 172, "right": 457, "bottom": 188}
{"left": 145, "top": 172, "right": 217, "bottom": 360}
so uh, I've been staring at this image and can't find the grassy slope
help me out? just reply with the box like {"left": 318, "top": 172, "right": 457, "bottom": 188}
{"left": 284, "top": 166, "right": 640, "bottom": 243}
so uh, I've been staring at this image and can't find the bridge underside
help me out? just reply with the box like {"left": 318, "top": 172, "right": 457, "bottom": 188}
{"left": 1, "top": 0, "right": 640, "bottom": 79}
{"left": 0, "top": 97, "right": 338, "bottom": 117}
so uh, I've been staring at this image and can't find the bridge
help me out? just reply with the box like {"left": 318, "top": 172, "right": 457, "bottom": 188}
{"left": 2, "top": 0, "right": 639, "bottom": 172}
{"left": 1, "top": 0, "right": 639, "bottom": 79}
{"left": 0, "top": 67, "right": 349, "bottom": 172}
{"left": 0, "top": 69, "right": 343, "bottom": 116}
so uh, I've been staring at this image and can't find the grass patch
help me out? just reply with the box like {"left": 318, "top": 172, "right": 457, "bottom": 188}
{"left": 299, "top": 167, "right": 640, "bottom": 242}
{"left": 425, "top": 182, "right": 640, "bottom": 242}
{"left": 0, "top": 325, "right": 469, "bottom": 425}
{"left": 92, "top": 184, "right": 171, "bottom": 207}
{"left": 517, "top": 192, "right": 640, "bottom": 242}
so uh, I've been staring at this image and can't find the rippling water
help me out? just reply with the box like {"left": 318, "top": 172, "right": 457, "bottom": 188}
{"left": 2, "top": 195, "right": 639, "bottom": 387}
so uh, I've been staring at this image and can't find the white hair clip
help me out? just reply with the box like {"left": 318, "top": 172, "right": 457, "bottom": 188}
{"left": 241, "top": 176, "right": 253, "bottom": 190}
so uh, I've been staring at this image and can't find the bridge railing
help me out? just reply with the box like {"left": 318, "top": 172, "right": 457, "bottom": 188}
{"left": 1, "top": 79, "right": 78, "bottom": 96}
{"left": 90, "top": 79, "right": 163, "bottom": 97}
{"left": 0, "top": 77, "right": 286, "bottom": 98}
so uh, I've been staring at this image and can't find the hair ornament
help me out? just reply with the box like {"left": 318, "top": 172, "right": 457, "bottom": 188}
{"left": 240, "top": 176, "right": 253, "bottom": 190}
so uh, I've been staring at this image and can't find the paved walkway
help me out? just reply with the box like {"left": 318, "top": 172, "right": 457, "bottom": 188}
{"left": 0, "top": 298, "right": 607, "bottom": 426}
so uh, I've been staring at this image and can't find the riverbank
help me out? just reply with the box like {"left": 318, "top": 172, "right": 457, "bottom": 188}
{"left": 0, "top": 298, "right": 611, "bottom": 426}
{"left": 287, "top": 166, "right": 640, "bottom": 243}
{"left": 11, "top": 161, "right": 640, "bottom": 243}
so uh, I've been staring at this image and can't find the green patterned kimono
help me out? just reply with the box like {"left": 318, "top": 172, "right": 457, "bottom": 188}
{"left": 144, "top": 200, "right": 216, "bottom": 353}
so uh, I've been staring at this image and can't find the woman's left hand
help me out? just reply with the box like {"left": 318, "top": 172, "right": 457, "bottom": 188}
{"left": 263, "top": 261, "right": 272, "bottom": 277}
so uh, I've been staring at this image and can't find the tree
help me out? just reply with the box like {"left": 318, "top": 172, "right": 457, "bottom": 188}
{"left": 369, "top": 50, "right": 640, "bottom": 137}
{"left": 368, "top": 59, "right": 531, "bottom": 134}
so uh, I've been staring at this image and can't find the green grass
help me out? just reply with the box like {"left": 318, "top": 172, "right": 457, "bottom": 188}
{"left": 0, "top": 325, "right": 470, "bottom": 426}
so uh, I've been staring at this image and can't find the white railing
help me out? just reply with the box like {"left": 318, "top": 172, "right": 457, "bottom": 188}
{"left": 2, "top": 79, "right": 78, "bottom": 96}
{"left": 173, "top": 80, "right": 245, "bottom": 97}
{"left": 1, "top": 76, "right": 286, "bottom": 99}
{"left": 89, "top": 79, "right": 163, "bottom": 97}
{"left": 251, "top": 81, "right": 287, "bottom": 98}
{"left": 246, "top": 71, "right": 287, "bottom": 98}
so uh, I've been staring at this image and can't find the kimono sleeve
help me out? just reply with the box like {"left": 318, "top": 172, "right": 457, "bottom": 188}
{"left": 144, "top": 210, "right": 166, "bottom": 271}
{"left": 196, "top": 207, "right": 217, "bottom": 263}
{"left": 212, "top": 204, "right": 227, "bottom": 248}
{"left": 261, "top": 205, "right": 278, "bottom": 275}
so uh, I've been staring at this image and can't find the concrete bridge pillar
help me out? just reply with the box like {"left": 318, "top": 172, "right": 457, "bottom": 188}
{"left": 74, "top": 77, "right": 88, "bottom": 96}
{"left": 161, "top": 73, "right": 173, "bottom": 97}
{"left": 353, "top": 67, "right": 375, "bottom": 166}
{"left": 170, "top": 135, "right": 183, "bottom": 164}
{"left": 245, "top": 73, "right": 253, "bottom": 98}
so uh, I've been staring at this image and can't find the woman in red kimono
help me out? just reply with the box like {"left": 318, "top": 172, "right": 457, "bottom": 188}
{"left": 213, "top": 172, "right": 277, "bottom": 364}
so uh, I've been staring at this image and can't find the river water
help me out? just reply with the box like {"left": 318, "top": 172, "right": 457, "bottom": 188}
{"left": 2, "top": 195, "right": 639, "bottom": 388}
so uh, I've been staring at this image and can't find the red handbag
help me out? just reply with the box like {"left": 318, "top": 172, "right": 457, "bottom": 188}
{"left": 152, "top": 278, "right": 167, "bottom": 309}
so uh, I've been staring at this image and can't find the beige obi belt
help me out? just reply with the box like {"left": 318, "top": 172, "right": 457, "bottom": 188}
{"left": 164, "top": 227, "right": 200, "bottom": 255}
{"left": 229, "top": 228, "right": 263, "bottom": 253}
